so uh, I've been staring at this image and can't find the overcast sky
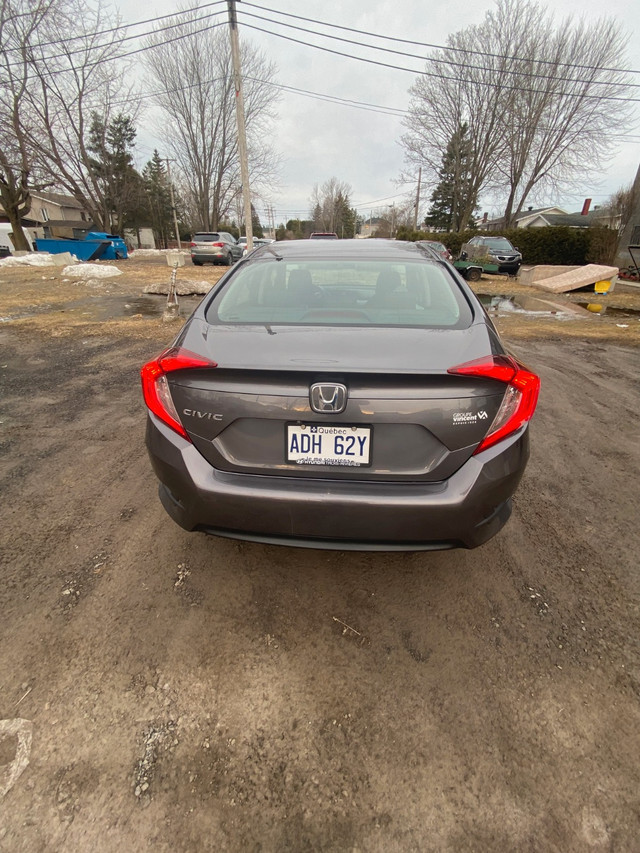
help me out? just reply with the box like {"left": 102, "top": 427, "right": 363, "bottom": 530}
{"left": 131, "top": 0, "right": 640, "bottom": 226}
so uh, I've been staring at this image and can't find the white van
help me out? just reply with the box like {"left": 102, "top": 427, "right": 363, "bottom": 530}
{"left": 0, "top": 223, "right": 35, "bottom": 256}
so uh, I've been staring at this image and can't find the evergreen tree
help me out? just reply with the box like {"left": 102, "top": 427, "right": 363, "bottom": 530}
{"left": 251, "top": 204, "right": 264, "bottom": 238}
{"left": 143, "top": 151, "right": 175, "bottom": 248}
{"left": 334, "top": 192, "right": 356, "bottom": 238}
{"left": 286, "top": 219, "right": 303, "bottom": 239}
{"left": 87, "top": 113, "right": 147, "bottom": 235}
{"left": 312, "top": 203, "right": 322, "bottom": 232}
{"left": 424, "top": 124, "right": 476, "bottom": 232}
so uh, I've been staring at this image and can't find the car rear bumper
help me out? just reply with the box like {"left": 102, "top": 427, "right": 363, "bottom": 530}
{"left": 191, "top": 251, "right": 228, "bottom": 263}
{"left": 494, "top": 260, "right": 521, "bottom": 274}
{"left": 145, "top": 414, "right": 530, "bottom": 550}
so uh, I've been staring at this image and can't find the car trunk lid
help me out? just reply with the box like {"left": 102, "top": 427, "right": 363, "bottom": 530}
{"left": 167, "top": 320, "right": 506, "bottom": 482}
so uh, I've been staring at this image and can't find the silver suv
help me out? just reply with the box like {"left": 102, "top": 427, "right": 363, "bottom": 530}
{"left": 190, "top": 232, "right": 243, "bottom": 266}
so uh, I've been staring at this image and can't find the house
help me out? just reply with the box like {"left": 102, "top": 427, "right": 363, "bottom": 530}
{"left": 26, "top": 191, "right": 94, "bottom": 238}
{"left": 484, "top": 206, "right": 568, "bottom": 230}
{"left": 615, "top": 163, "right": 640, "bottom": 270}
{"left": 0, "top": 190, "right": 94, "bottom": 240}
{"left": 485, "top": 203, "right": 621, "bottom": 231}
{"left": 1, "top": 190, "right": 158, "bottom": 249}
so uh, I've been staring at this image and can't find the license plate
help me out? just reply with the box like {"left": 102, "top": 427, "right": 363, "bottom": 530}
{"left": 286, "top": 424, "right": 371, "bottom": 467}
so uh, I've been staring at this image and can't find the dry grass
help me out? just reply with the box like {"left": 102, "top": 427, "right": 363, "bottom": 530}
{"left": 2, "top": 258, "right": 639, "bottom": 346}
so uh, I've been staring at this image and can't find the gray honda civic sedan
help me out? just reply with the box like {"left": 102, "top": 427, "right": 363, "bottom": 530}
{"left": 141, "top": 239, "right": 540, "bottom": 550}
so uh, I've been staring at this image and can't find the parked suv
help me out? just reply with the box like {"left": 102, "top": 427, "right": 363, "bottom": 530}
{"left": 190, "top": 232, "right": 243, "bottom": 266}
{"left": 416, "top": 240, "right": 453, "bottom": 262}
{"left": 309, "top": 232, "right": 339, "bottom": 240}
{"left": 465, "top": 236, "right": 522, "bottom": 274}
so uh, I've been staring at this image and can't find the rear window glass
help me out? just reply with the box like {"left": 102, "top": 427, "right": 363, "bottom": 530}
{"left": 484, "top": 238, "right": 514, "bottom": 251}
{"left": 205, "top": 259, "right": 472, "bottom": 328}
{"left": 194, "top": 234, "right": 221, "bottom": 242}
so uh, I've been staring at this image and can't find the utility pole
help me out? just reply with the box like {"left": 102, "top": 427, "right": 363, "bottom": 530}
{"left": 413, "top": 166, "right": 422, "bottom": 231}
{"left": 164, "top": 159, "right": 181, "bottom": 250}
{"left": 267, "top": 204, "right": 276, "bottom": 239}
{"left": 227, "top": 0, "right": 253, "bottom": 251}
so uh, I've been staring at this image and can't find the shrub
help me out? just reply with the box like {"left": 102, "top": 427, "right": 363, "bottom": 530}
{"left": 396, "top": 225, "right": 598, "bottom": 265}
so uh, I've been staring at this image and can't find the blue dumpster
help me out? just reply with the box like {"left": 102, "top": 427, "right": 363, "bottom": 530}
{"left": 85, "top": 232, "right": 128, "bottom": 260}
{"left": 35, "top": 232, "right": 128, "bottom": 261}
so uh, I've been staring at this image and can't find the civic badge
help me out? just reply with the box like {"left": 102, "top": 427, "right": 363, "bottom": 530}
{"left": 309, "top": 382, "right": 348, "bottom": 414}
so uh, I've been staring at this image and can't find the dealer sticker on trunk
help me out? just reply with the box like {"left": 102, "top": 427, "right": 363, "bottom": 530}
{"left": 286, "top": 424, "right": 371, "bottom": 467}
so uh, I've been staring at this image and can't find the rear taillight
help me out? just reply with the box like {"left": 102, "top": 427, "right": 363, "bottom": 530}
{"left": 189, "top": 241, "right": 197, "bottom": 247}
{"left": 141, "top": 347, "right": 217, "bottom": 440}
{"left": 448, "top": 355, "right": 540, "bottom": 453}
{"left": 212, "top": 242, "right": 225, "bottom": 247}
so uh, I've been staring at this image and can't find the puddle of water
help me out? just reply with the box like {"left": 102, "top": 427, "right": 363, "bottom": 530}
{"left": 575, "top": 303, "right": 640, "bottom": 319}
{"left": 477, "top": 294, "right": 577, "bottom": 318}
{"left": 67, "top": 294, "right": 203, "bottom": 321}
{"left": 0, "top": 303, "right": 56, "bottom": 322}
{"left": 0, "top": 295, "right": 204, "bottom": 324}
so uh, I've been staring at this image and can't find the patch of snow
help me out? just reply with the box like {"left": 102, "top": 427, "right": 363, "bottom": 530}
{"left": 62, "top": 264, "right": 122, "bottom": 279}
{"left": 130, "top": 248, "right": 189, "bottom": 257}
{"left": 143, "top": 280, "right": 212, "bottom": 296}
{"left": 0, "top": 252, "right": 65, "bottom": 267}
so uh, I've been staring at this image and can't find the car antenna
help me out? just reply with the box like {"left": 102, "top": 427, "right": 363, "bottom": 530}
{"left": 264, "top": 245, "right": 283, "bottom": 261}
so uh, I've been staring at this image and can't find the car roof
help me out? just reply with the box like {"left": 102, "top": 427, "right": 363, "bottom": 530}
{"left": 250, "top": 238, "right": 434, "bottom": 261}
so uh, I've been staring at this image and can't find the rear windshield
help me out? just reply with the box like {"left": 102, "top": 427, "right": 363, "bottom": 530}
{"left": 484, "top": 238, "right": 514, "bottom": 251}
{"left": 206, "top": 259, "right": 473, "bottom": 328}
{"left": 193, "top": 234, "right": 221, "bottom": 242}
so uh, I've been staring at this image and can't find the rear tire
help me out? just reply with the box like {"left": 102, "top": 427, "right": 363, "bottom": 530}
{"left": 466, "top": 267, "right": 482, "bottom": 282}
{"left": 192, "top": 259, "right": 203, "bottom": 266}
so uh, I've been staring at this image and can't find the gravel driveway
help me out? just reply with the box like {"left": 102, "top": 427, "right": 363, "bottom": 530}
{"left": 1, "top": 263, "right": 639, "bottom": 851}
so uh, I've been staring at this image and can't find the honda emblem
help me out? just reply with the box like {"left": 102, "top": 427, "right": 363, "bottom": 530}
{"left": 309, "top": 382, "right": 348, "bottom": 414}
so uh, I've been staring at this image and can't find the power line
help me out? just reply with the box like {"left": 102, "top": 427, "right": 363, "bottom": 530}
{"left": 2, "top": 1, "right": 226, "bottom": 55}
{"left": 111, "top": 76, "right": 227, "bottom": 107}
{"left": 5, "top": 2, "right": 639, "bottom": 105}
{"left": 245, "top": 77, "right": 405, "bottom": 116}
{"left": 352, "top": 192, "right": 409, "bottom": 209}
{"left": 126, "top": 72, "right": 640, "bottom": 140}
{"left": 253, "top": 191, "right": 413, "bottom": 216}
{"left": 27, "top": 20, "right": 227, "bottom": 78}
{"left": 111, "top": 70, "right": 407, "bottom": 116}
{"left": 240, "top": 21, "right": 640, "bottom": 104}
{"left": 241, "top": 0, "right": 640, "bottom": 78}
{"left": 238, "top": 7, "right": 640, "bottom": 91}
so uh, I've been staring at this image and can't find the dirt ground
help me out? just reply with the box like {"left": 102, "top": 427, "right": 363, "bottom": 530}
{"left": 1, "top": 257, "right": 640, "bottom": 852}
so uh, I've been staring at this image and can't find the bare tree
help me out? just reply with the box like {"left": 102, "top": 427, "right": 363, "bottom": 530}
{"left": 143, "top": 14, "right": 279, "bottom": 232}
{"left": 402, "top": 0, "right": 633, "bottom": 230}
{"left": 0, "top": 0, "right": 55, "bottom": 250}
{"left": 494, "top": 2, "right": 633, "bottom": 226}
{"left": 309, "top": 177, "right": 353, "bottom": 233}
{"left": 25, "top": 0, "right": 137, "bottom": 231}
{"left": 402, "top": 17, "right": 515, "bottom": 231}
